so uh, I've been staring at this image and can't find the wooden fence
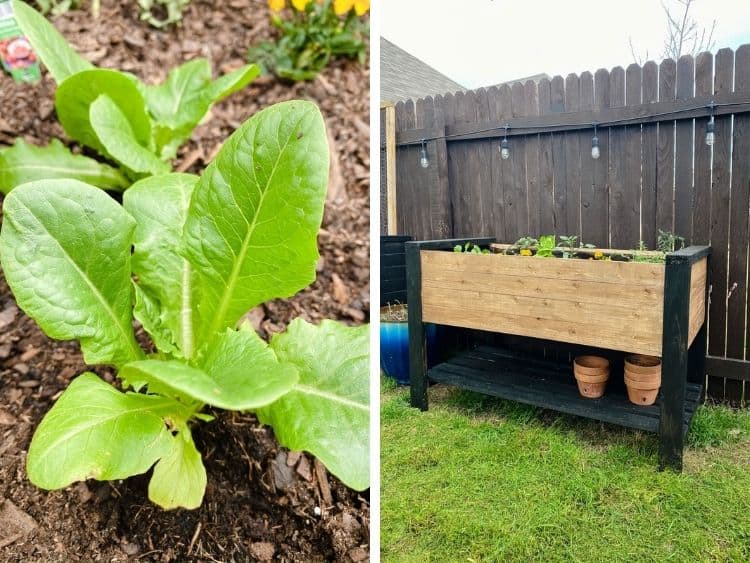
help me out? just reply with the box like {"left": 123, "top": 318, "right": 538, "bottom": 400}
{"left": 390, "top": 44, "right": 750, "bottom": 404}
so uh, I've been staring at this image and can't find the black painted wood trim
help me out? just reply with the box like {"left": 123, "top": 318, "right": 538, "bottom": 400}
{"left": 659, "top": 255, "right": 692, "bottom": 471}
{"left": 406, "top": 242, "right": 428, "bottom": 410}
{"left": 667, "top": 245, "right": 712, "bottom": 264}
{"left": 412, "top": 237, "right": 496, "bottom": 251}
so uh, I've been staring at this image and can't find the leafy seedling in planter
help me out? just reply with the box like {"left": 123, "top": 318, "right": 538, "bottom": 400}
{"left": 657, "top": 229, "right": 686, "bottom": 253}
{"left": 0, "top": 100, "right": 369, "bottom": 509}
{"left": 513, "top": 236, "right": 537, "bottom": 255}
{"left": 453, "top": 242, "right": 488, "bottom": 254}
{"left": 0, "top": 0, "right": 258, "bottom": 193}
{"left": 558, "top": 235, "right": 578, "bottom": 258}
{"left": 535, "top": 235, "right": 556, "bottom": 258}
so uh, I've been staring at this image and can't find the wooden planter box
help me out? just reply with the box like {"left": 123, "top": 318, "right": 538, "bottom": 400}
{"left": 406, "top": 237, "right": 711, "bottom": 471}
{"left": 420, "top": 247, "right": 707, "bottom": 357}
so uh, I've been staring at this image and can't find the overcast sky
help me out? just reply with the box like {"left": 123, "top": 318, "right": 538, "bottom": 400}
{"left": 380, "top": 0, "right": 750, "bottom": 89}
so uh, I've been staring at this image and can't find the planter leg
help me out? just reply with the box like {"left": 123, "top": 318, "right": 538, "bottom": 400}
{"left": 409, "top": 321, "right": 428, "bottom": 410}
{"left": 659, "top": 254, "right": 691, "bottom": 471}
{"left": 406, "top": 242, "right": 428, "bottom": 410}
{"left": 658, "top": 342, "right": 686, "bottom": 471}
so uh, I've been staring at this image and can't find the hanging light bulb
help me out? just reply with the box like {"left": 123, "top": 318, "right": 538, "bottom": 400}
{"left": 705, "top": 115, "right": 715, "bottom": 147}
{"left": 500, "top": 125, "right": 510, "bottom": 159}
{"left": 591, "top": 123, "right": 600, "bottom": 160}
{"left": 419, "top": 139, "right": 429, "bottom": 168}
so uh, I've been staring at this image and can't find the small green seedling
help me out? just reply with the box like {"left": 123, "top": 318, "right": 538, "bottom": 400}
{"left": 0, "top": 0, "right": 258, "bottom": 193}
{"left": 515, "top": 236, "right": 538, "bottom": 250}
{"left": 0, "top": 100, "right": 369, "bottom": 509}
{"left": 454, "top": 242, "right": 488, "bottom": 254}
{"left": 536, "top": 235, "right": 556, "bottom": 258}
{"left": 657, "top": 229, "right": 686, "bottom": 253}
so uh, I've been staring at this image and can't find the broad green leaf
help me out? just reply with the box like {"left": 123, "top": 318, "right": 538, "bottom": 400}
{"left": 11, "top": 0, "right": 93, "bottom": 83}
{"left": 89, "top": 95, "right": 169, "bottom": 176}
{"left": 143, "top": 60, "right": 259, "bottom": 160}
{"left": 124, "top": 173, "right": 199, "bottom": 358}
{"left": 0, "top": 180, "right": 144, "bottom": 367}
{"left": 56, "top": 69, "right": 151, "bottom": 155}
{"left": 183, "top": 100, "right": 329, "bottom": 342}
{"left": 200, "top": 324, "right": 299, "bottom": 407}
{"left": 0, "top": 138, "right": 128, "bottom": 194}
{"left": 148, "top": 426, "right": 206, "bottom": 510}
{"left": 204, "top": 63, "right": 260, "bottom": 103}
{"left": 257, "top": 319, "right": 369, "bottom": 491}
{"left": 143, "top": 59, "right": 212, "bottom": 129}
{"left": 121, "top": 346, "right": 298, "bottom": 410}
{"left": 26, "top": 372, "right": 183, "bottom": 489}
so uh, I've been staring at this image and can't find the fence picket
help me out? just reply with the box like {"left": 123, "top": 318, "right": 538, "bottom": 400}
{"left": 728, "top": 45, "right": 750, "bottom": 403}
{"left": 538, "top": 78, "right": 556, "bottom": 235}
{"left": 707, "top": 48, "right": 734, "bottom": 401}
{"left": 674, "top": 55, "right": 695, "bottom": 240}
{"left": 578, "top": 72, "right": 595, "bottom": 245}
{"left": 525, "top": 81, "right": 542, "bottom": 237}
{"left": 641, "top": 61, "right": 659, "bottom": 248}
{"left": 608, "top": 66, "right": 626, "bottom": 248}
{"left": 564, "top": 73, "right": 582, "bottom": 240}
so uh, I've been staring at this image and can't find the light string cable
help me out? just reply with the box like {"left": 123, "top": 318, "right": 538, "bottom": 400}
{"left": 408, "top": 99, "right": 749, "bottom": 157}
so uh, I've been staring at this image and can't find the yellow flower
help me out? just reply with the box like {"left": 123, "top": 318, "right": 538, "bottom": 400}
{"left": 594, "top": 251, "right": 603, "bottom": 259}
{"left": 354, "top": 0, "right": 369, "bottom": 15}
{"left": 334, "top": 0, "right": 369, "bottom": 15}
{"left": 520, "top": 249, "right": 532, "bottom": 256}
{"left": 333, "top": 0, "right": 352, "bottom": 14}
{"left": 291, "top": 0, "right": 311, "bottom": 10}
{"left": 268, "top": 0, "right": 285, "bottom": 11}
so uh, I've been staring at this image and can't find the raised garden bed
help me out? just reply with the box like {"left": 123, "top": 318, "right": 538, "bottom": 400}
{"left": 406, "top": 237, "right": 711, "bottom": 470}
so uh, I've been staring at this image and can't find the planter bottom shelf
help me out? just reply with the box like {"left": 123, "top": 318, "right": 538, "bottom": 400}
{"left": 428, "top": 345, "right": 702, "bottom": 435}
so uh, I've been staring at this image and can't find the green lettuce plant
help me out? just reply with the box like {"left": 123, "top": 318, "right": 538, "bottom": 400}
{"left": 0, "top": 100, "right": 369, "bottom": 509}
{"left": 0, "top": 0, "right": 258, "bottom": 193}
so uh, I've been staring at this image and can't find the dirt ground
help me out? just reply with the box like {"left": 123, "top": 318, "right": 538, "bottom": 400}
{"left": 0, "top": 1, "right": 370, "bottom": 560}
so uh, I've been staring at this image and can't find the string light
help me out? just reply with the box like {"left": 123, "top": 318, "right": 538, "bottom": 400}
{"left": 591, "top": 123, "right": 600, "bottom": 160}
{"left": 405, "top": 99, "right": 750, "bottom": 168}
{"left": 705, "top": 102, "right": 716, "bottom": 146}
{"left": 419, "top": 139, "right": 429, "bottom": 168}
{"left": 500, "top": 124, "right": 510, "bottom": 159}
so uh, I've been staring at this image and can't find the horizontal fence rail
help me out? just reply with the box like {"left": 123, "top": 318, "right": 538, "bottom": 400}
{"left": 390, "top": 44, "right": 750, "bottom": 404}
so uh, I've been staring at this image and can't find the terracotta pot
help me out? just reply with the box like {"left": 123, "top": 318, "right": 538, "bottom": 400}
{"left": 624, "top": 355, "right": 661, "bottom": 375}
{"left": 625, "top": 385, "right": 660, "bottom": 405}
{"left": 574, "top": 356, "right": 610, "bottom": 376}
{"left": 576, "top": 371, "right": 609, "bottom": 383}
{"left": 573, "top": 356, "right": 609, "bottom": 399}
{"left": 624, "top": 369, "right": 661, "bottom": 384}
{"left": 623, "top": 375, "right": 660, "bottom": 390}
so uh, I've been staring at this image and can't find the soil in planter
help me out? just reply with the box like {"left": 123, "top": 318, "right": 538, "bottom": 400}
{"left": 0, "top": 1, "right": 369, "bottom": 560}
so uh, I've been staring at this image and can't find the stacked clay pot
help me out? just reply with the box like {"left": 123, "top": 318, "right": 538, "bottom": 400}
{"left": 573, "top": 356, "right": 609, "bottom": 399}
{"left": 624, "top": 355, "right": 662, "bottom": 405}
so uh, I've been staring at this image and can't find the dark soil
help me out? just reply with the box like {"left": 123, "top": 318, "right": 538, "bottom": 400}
{"left": 0, "top": 1, "right": 369, "bottom": 561}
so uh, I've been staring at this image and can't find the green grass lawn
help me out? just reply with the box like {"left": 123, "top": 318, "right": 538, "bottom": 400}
{"left": 381, "top": 378, "right": 750, "bottom": 562}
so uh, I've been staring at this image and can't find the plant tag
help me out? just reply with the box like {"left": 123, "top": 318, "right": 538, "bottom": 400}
{"left": 0, "top": 0, "right": 40, "bottom": 83}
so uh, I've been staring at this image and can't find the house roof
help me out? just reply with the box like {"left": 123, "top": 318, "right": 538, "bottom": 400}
{"left": 380, "top": 37, "right": 465, "bottom": 103}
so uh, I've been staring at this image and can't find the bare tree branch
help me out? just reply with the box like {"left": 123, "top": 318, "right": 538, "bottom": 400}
{"left": 630, "top": 0, "right": 716, "bottom": 65}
